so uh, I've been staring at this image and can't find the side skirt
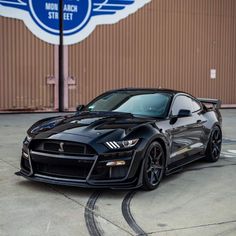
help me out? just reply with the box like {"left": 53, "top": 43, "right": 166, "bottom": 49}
{"left": 165, "top": 154, "right": 205, "bottom": 176}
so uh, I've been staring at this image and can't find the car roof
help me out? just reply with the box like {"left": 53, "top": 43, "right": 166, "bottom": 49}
{"left": 106, "top": 88, "right": 185, "bottom": 95}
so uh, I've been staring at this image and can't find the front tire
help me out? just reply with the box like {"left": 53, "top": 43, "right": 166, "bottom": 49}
{"left": 142, "top": 141, "right": 165, "bottom": 190}
{"left": 205, "top": 126, "right": 222, "bottom": 162}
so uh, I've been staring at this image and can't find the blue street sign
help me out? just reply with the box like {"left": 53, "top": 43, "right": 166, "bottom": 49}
{"left": 0, "top": 0, "right": 151, "bottom": 45}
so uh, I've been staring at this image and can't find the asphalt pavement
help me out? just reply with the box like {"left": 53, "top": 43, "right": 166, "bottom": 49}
{"left": 0, "top": 110, "right": 236, "bottom": 236}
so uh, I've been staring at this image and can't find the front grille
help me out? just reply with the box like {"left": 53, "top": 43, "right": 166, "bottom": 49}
{"left": 30, "top": 151, "right": 95, "bottom": 179}
{"left": 34, "top": 162, "right": 92, "bottom": 179}
{"left": 44, "top": 142, "right": 85, "bottom": 154}
{"left": 30, "top": 140, "right": 96, "bottom": 156}
{"left": 29, "top": 140, "right": 97, "bottom": 179}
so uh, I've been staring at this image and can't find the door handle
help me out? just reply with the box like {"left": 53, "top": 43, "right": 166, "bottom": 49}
{"left": 196, "top": 120, "right": 202, "bottom": 124}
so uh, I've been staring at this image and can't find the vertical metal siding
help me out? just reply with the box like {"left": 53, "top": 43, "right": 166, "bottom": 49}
{"left": 68, "top": 0, "right": 236, "bottom": 108}
{"left": 0, "top": 18, "right": 55, "bottom": 111}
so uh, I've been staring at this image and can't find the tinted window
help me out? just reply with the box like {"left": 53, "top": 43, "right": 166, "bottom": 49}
{"left": 171, "top": 95, "right": 192, "bottom": 116}
{"left": 190, "top": 99, "right": 201, "bottom": 112}
{"left": 86, "top": 91, "right": 172, "bottom": 118}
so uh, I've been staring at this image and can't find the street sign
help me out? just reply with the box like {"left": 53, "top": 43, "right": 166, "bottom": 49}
{"left": 0, "top": 0, "right": 151, "bottom": 45}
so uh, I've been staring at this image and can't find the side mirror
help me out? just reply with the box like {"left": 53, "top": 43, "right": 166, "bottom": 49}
{"left": 177, "top": 109, "right": 192, "bottom": 118}
{"left": 76, "top": 104, "right": 85, "bottom": 112}
{"left": 170, "top": 109, "right": 192, "bottom": 125}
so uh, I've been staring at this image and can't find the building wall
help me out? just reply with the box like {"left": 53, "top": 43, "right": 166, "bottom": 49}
{"left": 68, "top": 0, "right": 236, "bottom": 107}
{"left": 0, "top": 18, "right": 55, "bottom": 111}
{"left": 1, "top": 0, "right": 236, "bottom": 111}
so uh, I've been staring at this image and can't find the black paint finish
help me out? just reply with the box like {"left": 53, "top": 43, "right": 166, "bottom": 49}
{"left": 17, "top": 88, "right": 222, "bottom": 190}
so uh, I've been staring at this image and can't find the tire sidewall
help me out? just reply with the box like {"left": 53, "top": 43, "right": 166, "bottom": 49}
{"left": 206, "top": 126, "right": 222, "bottom": 162}
{"left": 142, "top": 141, "right": 165, "bottom": 190}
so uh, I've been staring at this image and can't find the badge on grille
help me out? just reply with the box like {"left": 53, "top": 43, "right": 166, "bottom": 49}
{"left": 58, "top": 142, "right": 64, "bottom": 152}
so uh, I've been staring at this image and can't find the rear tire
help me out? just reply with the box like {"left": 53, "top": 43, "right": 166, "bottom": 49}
{"left": 142, "top": 142, "right": 165, "bottom": 191}
{"left": 205, "top": 126, "right": 222, "bottom": 162}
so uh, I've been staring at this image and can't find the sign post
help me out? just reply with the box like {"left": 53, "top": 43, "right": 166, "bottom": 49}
{"left": 59, "top": 0, "right": 64, "bottom": 111}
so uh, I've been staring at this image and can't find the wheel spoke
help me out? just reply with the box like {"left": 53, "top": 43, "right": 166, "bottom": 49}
{"left": 153, "top": 170, "right": 159, "bottom": 181}
{"left": 212, "top": 147, "right": 215, "bottom": 155}
{"left": 214, "top": 131, "right": 219, "bottom": 141}
{"left": 148, "top": 155, "right": 154, "bottom": 165}
{"left": 150, "top": 171, "right": 155, "bottom": 184}
{"left": 154, "top": 163, "right": 163, "bottom": 170}
{"left": 214, "top": 143, "right": 220, "bottom": 152}
{"left": 212, "top": 147, "right": 218, "bottom": 157}
{"left": 217, "top": 139, "right": 222, "bottom": 144}
{"left": 146, "top": 166, "right": 152, "bottom": 173}
{"left": 156, "top": 151, "right": 163, "bottom": 162}
{"left": 153, "top": 147, "right": 157, "bottom": 158}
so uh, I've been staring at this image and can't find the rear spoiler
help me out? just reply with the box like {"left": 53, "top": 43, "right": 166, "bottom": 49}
{"left": 197, "top": 98, "right": 222, "bottom": 109}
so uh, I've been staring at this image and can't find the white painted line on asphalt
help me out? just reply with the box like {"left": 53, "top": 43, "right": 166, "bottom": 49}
{"left": 222, "top": 155, "right": 235, "bottom": 158}
{"left": 228, "top": 150, "right": 236, "bottom": 154}
{"left": 221, "top": 150, "right": 236, "bottom": 158}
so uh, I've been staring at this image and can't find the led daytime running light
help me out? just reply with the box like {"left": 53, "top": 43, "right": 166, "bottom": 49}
{"left": 106, "top": 139, "right": 139, "bottom": 149}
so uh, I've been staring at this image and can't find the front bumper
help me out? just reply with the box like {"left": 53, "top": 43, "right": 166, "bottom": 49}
{"left": 17, "top": 149, "right": 143, "bottom": 189}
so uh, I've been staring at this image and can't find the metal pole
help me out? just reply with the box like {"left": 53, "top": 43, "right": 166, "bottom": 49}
{"left": 58, "top": 0, "right": 64, "bottom": 112}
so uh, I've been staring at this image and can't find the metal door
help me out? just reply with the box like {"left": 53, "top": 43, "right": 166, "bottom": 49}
{"left": 0, "top": 18, "right": 57, "bottom": 112}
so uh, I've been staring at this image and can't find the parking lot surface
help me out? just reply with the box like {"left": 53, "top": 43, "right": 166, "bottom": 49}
{"left": 0, "top": 110, "right": 236, "bottom": 236}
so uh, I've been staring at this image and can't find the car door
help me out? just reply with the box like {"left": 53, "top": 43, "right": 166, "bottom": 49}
{"left": 169, "top": 95, "right": 205, "bottom": 164}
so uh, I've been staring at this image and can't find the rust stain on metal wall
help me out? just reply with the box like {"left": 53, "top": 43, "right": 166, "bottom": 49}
{"left": 0, "top": 18, "right": 55, "bottom": 111}
{"left": 68, "top": 0, "right": 236, "bottom": 108}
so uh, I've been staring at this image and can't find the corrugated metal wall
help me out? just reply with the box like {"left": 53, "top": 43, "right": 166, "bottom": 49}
{"left": 68, "top": 0, "right": 236, "bottom": 108}
{"left": 0, "top": 0, "right": 235, "bottom": 111}
{"left": 0, "top": 18, "right": 55, "bottom": 111}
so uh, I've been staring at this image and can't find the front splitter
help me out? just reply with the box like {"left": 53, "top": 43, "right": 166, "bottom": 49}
{"left": 15, "top": 171, "right": 141, "bottom": 190}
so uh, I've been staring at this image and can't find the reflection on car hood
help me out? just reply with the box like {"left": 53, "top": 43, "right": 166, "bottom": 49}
{"left": 28, "top": 112, "right": 156, "bottom": 141}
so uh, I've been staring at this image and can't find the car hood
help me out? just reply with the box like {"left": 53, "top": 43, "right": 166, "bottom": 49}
{"left": 28, "top": 112, "right": 156, "bottom": 143}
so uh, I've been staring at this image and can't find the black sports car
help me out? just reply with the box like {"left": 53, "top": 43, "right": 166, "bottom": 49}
{"left": 16, "top": 89, "right": 222, "bottom": 190}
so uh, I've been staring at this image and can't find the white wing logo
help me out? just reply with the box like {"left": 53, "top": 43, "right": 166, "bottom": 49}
{"left": 0, "top": 0, "right": 151, "bottom": 45}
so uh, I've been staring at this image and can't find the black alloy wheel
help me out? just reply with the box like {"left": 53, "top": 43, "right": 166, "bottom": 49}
{"left": 205, "top": 126, "right": 222, "bottom": 162}
{"left": 143, "top": 141, "right": 165, "bottom": 190}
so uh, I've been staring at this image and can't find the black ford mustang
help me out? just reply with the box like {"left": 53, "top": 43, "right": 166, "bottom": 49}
{"left": 16, "top": 89, "right": 222, "bottom": 190}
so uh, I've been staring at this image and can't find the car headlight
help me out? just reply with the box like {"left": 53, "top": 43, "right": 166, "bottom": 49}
{"left": 105, "top": 139, "right": 139, "bottom": 149}
{"left": 23, "top": 134, "right": 32, "bottom": 145}
{"left": 26, "top": 135, "right": 32, "bottom": 142}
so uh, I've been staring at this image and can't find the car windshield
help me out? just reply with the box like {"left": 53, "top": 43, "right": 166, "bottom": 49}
{"left": 85, "top": 91, "right": 172, "bottom": 118}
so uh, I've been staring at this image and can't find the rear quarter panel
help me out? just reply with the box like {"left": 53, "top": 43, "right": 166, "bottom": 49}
{"left": 202, "top": 109, "right": 222, "bottom": 145}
